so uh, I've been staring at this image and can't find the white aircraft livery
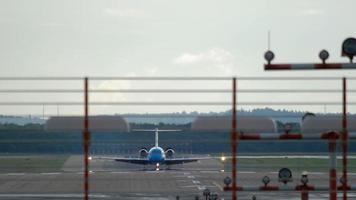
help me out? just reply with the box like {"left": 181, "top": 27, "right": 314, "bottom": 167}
{"left": 96, "top": 128, "right": 205, "bottom": 170}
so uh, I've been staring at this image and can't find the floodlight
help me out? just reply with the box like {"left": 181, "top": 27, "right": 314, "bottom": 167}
{"left": 262, "top": 176, "right": 270, "bottom": 186}
{"left": 342, "top": 38, "right": 356, "bottom": 63}
{"left": 224, "top": 176, "right": 232, "bottom": 186}
{"left": 278, "top": 168, "right": 293, "bottom": 184}
{"left": 301, "top": 171, "right": 309, "bottom": 185}
{"left": 264, "top": 50, "right": 275, "bottom": 64}
{"left": 342, "top": 38, "right": 356, "bottom": 56}
{"left": 319, "top": 50, "right": 329, "bottom": 64}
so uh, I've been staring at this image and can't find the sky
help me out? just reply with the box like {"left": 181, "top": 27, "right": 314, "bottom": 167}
{"left": 0, "top": 0, "right": 356, "bottom": 116}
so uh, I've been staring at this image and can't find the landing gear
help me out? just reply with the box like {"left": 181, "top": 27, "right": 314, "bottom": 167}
{"left": 155, "top": 163, "right": 160, "bottom": 171}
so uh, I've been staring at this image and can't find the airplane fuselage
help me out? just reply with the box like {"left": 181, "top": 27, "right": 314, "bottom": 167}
{"left": 147, "top": 146, "right": 166, "bottom": 163}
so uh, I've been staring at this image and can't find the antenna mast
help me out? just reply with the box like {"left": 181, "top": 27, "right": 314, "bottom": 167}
{"left": 268, "top": 30, "right": 271, "bottom": 50}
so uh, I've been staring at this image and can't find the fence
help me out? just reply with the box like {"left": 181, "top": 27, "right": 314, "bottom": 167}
{"left": 0, "top": 76, "right": 355, "bottom": 200}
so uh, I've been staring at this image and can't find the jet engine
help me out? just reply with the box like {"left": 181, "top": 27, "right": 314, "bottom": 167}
{"left": 139, "top": 148, "right": 148, "bottom": 158}
{"left": 165, "top": 148, "right": 175, "bottom": 158}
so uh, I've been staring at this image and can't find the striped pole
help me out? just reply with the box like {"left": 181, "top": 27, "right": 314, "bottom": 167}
{"left": 265, "top": 63, "right": 356, "bottom": 70}
{"left": 342, "top": 77, "right": 349, "bottom": 200}
{"left": 301, "top": 188, "right": 309, "bottom": 200}
{"left": 83, "top": 77, "right": 90, "bottom": 200}
{"left": 231, "top": 77, "right": 238, "bottom": 200}
{"left": 328, "top": 132, "right": 338, "bottom": 200}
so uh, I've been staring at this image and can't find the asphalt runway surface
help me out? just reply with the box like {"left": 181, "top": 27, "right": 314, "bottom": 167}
{"left": 0, "top": 155, "right": 355, "bottom": 200}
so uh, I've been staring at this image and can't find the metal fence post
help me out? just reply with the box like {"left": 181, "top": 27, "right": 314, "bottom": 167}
{"left": 231, "top": 77, "right": 238, "bottom": 200}
{"left": 342, "top": 77, "right": 348, "bottom": 200}
{"left": 301, "top": 188, "right": 309, "bottom": 200}
{"left": 329, "top": 132, "right": 337, "bottom": 200}
{"left": 83, "top": 77, "right": 90, "bottom": 200}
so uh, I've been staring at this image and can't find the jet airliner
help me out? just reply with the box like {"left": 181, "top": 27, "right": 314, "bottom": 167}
{"left": 96, "top": 128, "right": 206, "bottom": 170}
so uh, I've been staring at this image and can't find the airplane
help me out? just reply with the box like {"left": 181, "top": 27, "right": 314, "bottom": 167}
{"left": 93, "top": 128, "right": 207, "bottom": 171}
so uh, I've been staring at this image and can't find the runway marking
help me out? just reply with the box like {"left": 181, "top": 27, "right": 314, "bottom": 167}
{"left": 4, "top": 173, "right": 25, "bottom": 176}
{"left": 308, "top": 172, "right": 325, "bottom": 175}
{"left": 212, "top": 181, "right": 224, "bottom": 191}
{"left": 73, "top": 171, "right": 94, "bottom": 174}
{"left": 197, "top": 186, "right": 206, "bottom": 191}
{"left": 187, "top": 175, "right": 195, "bottom": 179}
{"left": 177, "top": 180, "right": 190, "bottom": 182}
{"left": 180, "top": 185, "right": 213, "bottom": 191}
{"left": 173, "top": 176, "right": 187, "bottom": 178}
{"left": 40, "top": 172, "right": 62, "bottom": 175}
{"left": 192, "top": 180, "right": 201, "bottom": 184}
{"left": 109, "top": 171, "right": 130, "bottom": 174}
{"left": 180, "top": 185, "right": 198, "bottom": 188}
{"left": 144, "top": 171, "right": 161, "bottom": 174}
{"left": 200, "top": 171, "right": 220, "bottom": 173}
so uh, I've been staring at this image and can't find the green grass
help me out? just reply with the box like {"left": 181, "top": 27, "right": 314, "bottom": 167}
{"left": 221, "top": 158, "right": 356, "bottom": 172}
{"left": 0, "top": 155, "right": 69, "bottom": 173}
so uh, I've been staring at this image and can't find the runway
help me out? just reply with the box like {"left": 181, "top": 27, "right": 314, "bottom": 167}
{"left": 0, "top": 155, "right": 355, "bottom": 200}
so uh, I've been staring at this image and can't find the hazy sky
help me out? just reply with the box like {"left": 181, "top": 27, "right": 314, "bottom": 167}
{"left": 0, "top": 0, "right": 356, "bottom": 115}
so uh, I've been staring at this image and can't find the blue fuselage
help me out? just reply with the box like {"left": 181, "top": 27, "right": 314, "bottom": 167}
{"left": 147, "top": 147, "right": 165, "bottom": 163}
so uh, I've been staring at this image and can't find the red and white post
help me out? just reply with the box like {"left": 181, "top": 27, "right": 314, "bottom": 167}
{"left": 342, "top": 77, "right": 348, "bottom": 200}
{"left": 328, "top": 132, "right": 338, "bottom": 200}
{"left": 83, "top": 77, "right": 90, "bottom": 200}
{"left": 231, "top": 77, "right": 238, "bottom": 200}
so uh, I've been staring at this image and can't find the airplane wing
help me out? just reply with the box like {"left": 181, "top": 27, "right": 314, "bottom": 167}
{"left": 94, "top": 156, "right": 212, "bottom": 165}
{"left": 164, "top": 157, "right": 210, "bottom": 165}
{"left": 164, "top": 158, "right": 198, "bottom": 165}
{"left": 94, "top": 156, "right": 150, "bottom": 165}
{"left": 114, "top": 158, "right": 150, "bottom": 165}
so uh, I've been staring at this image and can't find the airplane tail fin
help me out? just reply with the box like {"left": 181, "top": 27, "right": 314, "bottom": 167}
{"left": 132, "top": 128, "right": 181, "bottom": 147}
